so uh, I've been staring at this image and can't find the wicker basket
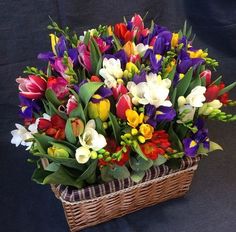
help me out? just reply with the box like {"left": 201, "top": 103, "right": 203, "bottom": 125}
{"left": 51, "top": 163, "right": 198, "bottom": 232}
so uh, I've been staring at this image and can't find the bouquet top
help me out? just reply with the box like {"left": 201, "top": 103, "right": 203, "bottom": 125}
{"left": 11, "top": 14, "right": 236, "bottom": 188}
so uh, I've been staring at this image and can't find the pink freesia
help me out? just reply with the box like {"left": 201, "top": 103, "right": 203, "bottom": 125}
{"left": 112, "top": 84, "right": 128, "bottom": 100}
{"left": 47, "top": 77, "right": 69, "bottom": 100}
{"left": 52, "top": 57, "right": 73, "bottom": 81}
{"left": 116, "top": 94, "right": 132, "bottom": 120}
{"left": 78, "top": 43, "right": 91, "bottom": 72}
{"left": 131, "top": 14, "right": 149, "bottom": 40}
{"left": 16, "top": 75, "right": 47, "bottom": 99}
{"left": 66, "top": 95, "right": 78, "bottom": 115}
{"left": 94, "top": 37, "right": 110, "bottom": 53}
{"left": 200, "top": 70, "right": 212, "bottom": 86}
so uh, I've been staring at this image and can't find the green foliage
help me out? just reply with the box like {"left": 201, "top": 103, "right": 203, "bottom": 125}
{"left": 218, "top": 82, "right": 236, "bottom": 96}
{"left": 90, "top": 37, "right": 102, "bottom": 74}
{"left": 109, "top": 112, "right": 121, "bottom": 143}
{"left": 176, "top": 68, "right": 193, "bottom": 97}
{"left": 197, "top": 141, "right": 223, "bottom": 155}
{"left": 65, "top": 119, "right": 77, "bottom": 144}
{"left": 23, "top": 66, "right": 47, "bottom": 78}
{"left": 153, "top": 155, "right": 167, "bottom": 166}
{"left": 108, "top": 165, "right": 130, "bottom": 179}
{"left": 130, "top": 170, "right": 145, "bottom": 183}
{"left": 168, "top": 123, "right": 183, "bottom": 151}
{"left": 45, "top": 89, "right": 61, "bottom": 107}
{"left": 129, "top": 156, "right": 153, "bottom": 172}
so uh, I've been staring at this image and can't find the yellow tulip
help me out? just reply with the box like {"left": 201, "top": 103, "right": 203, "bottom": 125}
{"left": 139, "top": 123, "right": 154, "bottom": 140}
{"left": 47, "top": 146, "right": 69, "bottom": 158}
{"left": 123, "top": 41, "right": 135, "bottom": 57}
{"left": 49, "top": 34, "right": 59, "bottom": 55}
{"left": 88, "top": 94, "right": 110, "bottom": 121}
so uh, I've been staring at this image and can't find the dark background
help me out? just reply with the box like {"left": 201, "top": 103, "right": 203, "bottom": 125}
{"left": 1, "top": 0, "right": 236, "bottom": 231}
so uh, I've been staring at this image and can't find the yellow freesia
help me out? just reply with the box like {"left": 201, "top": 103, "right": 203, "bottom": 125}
{"left": 88, "top": 94, "right": 110, "bottom": 121}
{"left": 125, "top": 62, "right": 139, "bottom": 74}
{"left": 171, "top": 33, "right": 179, "bottom": 48}
{"left": 188, "top": 49, "right": 208, "bottom": 59}
{"left": 166, "top": 60, "right": 176, "bottom": 73}
{"left": 47, "top": 146, "right": 69, "bottom": 158}
{"left": 49, "top": 34, "right": 59, "bottom": 55}
{"left": 107, "top": 26, "right": 113, "bottom": 36}
{"left": 125, "top": 109, "right": 144, "bottom": 128}
{"left": 139, "top": 123, "right": 154, "bottom": 140}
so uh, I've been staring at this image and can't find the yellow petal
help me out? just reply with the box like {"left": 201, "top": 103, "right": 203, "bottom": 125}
{"left": 49, "top": 34, "right": 59, "bottom": 55}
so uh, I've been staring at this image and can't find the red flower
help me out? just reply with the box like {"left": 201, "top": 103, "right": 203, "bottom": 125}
{"left": 38, "top": 114, "right": 66, "bottom": 140}
{"left": 218, "top": 82, "right": 229, "bottom": 104}
{"left": 131, "top": 14, "right": 149, "bottom": 40}
{"left": 112, "top": 84, "right": 128, "bottom": 100}
{"left": 116, "top": 94, "right": 132, "bottom": 120}
{"left": 47, "top": 77, "right": 69, "bottom": 100}
{"left": 204, "top": 84, "right": 220, "bottom": 102}
{"left": 90, "top": 75, "right": 102, "bottom": 82}
{"left": 114, "top": 146, "right": 130, "bottom": 166}
{"left": 200, "top": 70, "right": 212, "bottom": 86}
{"left": 114, "top": 23, "right": 133, "bottom": 43}
{"left": 140, "top": 142, "right": 164, "bottom": 160}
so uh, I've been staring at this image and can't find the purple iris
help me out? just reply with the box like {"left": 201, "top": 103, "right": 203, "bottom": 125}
{"left": 104, "top": 49, "right": 128, "bottom": 69}
{"left": 143, "top": 49, "right": 163, "bottom": 73}
{"left": 183, "top": 118, "right": 210, "bottom": 157}
{"left": 145, "top": 104, "right": 176, "bottom": 127}
{"left": 133, "top": 71, "right": 146, "bottom": 84}
{"left": 91, "top": 87, "right": 113, "bottom": 103}
{"left": 19, "top": 95, "right": 40, "bottom": 119}
{"left": 153, "top": 31, "right": 172, "bottom": 55}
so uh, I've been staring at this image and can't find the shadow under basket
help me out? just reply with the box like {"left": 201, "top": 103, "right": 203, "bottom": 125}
{"left": 50, "top": 158, "right": 199, "bottom": 232}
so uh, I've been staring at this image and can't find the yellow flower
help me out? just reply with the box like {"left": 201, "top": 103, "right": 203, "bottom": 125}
{"left": 88, "top": 94, "right": 110, "bottom": 121}
{"left": 188, "top": 49, "right": 208, "bottom": 59}
{"left": 123, "top": 41, "right": 135, "bottom": 57}
{"left": 171, "top": 33, "right": 179, "bottom": 48}
{"left": 126, "top": 62, "right": 139, "bottom": 74}
{"left": 166, "top": 60, "right": 176, "bottom": 73}
{"left": 47, "top": 146, "right": 69, "bottom": 158}
{"left": 139, "top": 123, "right": 154, "bottom": 140}
{"left": 49, "top": 34, "right": 59, "bottom": 55}
{"left": 107, "top": 26, "right": 113, "bottom": 36}
{"left": 125, "top": 109, "right": 142, "bottom": 128}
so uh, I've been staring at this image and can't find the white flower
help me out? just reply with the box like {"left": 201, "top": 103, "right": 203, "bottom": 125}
{"left": 134, "top": 43, "right": 149, "bottom": 57}
{"left": 79, "top": 120, "right": 107, "bottom": 151}
{"left": 146, "top": 73, "right": 171, "bottom": 89}
{"left": 11, "top": 124, "right": 34, "bottom": 149}
{"left": 178, "top": 104, "right": 196, "bottom": 123}
{"left": 199, "top": 99, "right": 222, "bottom": 115}
{"left": 186, "top": 86, "right": 206, "bottom": 107}
{"left": 75, "top": 147, "right": 91, "bottom": 164}
{"left": 28, "top": 113, "right": 51, "bottom": 133}
{"left": 99, "top": 58, "right": 123, "bottom": 88}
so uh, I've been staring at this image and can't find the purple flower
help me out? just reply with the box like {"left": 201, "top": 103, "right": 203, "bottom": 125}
{"left": 19, "top": 95, "right": 40, "bottom": 119}
{"left": 133, "top": 71, "right": 147, "bottom": 84}
{"left": 143, "top": 49, "right": 163, "bottom": 73}
{"left": 91, "top": 87, "right": 113, "bottom": 103}
{"left": 104, "top": 49, "right": 128, "bottom": 69}
{"left": 153, "top": 31, "right": 172, "bottom": 55}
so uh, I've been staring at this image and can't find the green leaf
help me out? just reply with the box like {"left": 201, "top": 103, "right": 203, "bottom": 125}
{"left": 90, "top": 37, "right": 102, "bottom": 74}
{"left": 69, "top": 104, "right": 86, "bottom": 123}
{"left": 130, "top": 170, "right": 145, "bottom": 183}
{"left": 77, "top": 160, "right": 98, "bottom": 181}
{"left": 33, "top": 133, "right": 55, "bottom": 154}
{"left": 109, "top": 165, "right": 130, "bottom": 180}
{"left": 170, "top": 88, "right": 177, "bottom": 106}
{"left": 43, "top": 166, "right": 83, "bottom": 188}
{"left": 48, "top": 102, "right": 68, "bottom": 120}
{"left": 153, "top": 155, "right": 167, "bottom": 166}
{"left": 95, "top": 56, "right": 103, "bottom": 75}
{"left": 100, "top": 166, "right": 114, "bottom": 182}
{"left": 218, "top": 82, "right": 236, "bottom": 96}
{"left": 65, "top": 119, "right": 77, "bottom": 144}
{"left": 167, "top": 65, "right": 176, "bottom": 82}
{"left": 95, "top": 118, "right": 106, "bottom": 136}
{"left": 79, "top": 82, "right": 103, "bottom": 106}
{"left": 42, "top": 99, "right": 50, "bottom": 115}
{"left": 166, "top": 158, "right": 182, "bottom": 170}
{"left": 45, "top": 162, "right": 60, "bottom": 172}
{"left": 168, "top": 124, "right": 183, "bottom": 151}
{"left": 109, "top": 112, "right": 121, "bottom": 143}
{"left": 132, "top": 144, "right": 148, "bottom": 161}
{"left": 176, "top": 68, "right": 193, "bottom": 97}
{"left": 188, "top": 74, "right": 201, "bottom": 91}
{"left": 45, "top": 89, "right": 61, "bottom": 107}
{"left": 197, "top": 141, "right": 223, "bottom": 155}
{"left": 129, "top": 156, "right": 153, "bottom": 172}
{"left": 210, "top": 75, "right": 222, "bottom": 86}
{"left": 83, "top": 31, "right": 90, "bottom": 45}
{"left": 112, "top": 34, "right": 122, "bottom": 50}
{"left": 31, "top": 167, "right": 52, "bottom": 184}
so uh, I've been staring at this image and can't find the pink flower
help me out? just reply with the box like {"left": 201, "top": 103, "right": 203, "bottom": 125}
{"left": 16, "top": 75, "right": 47, "bottom": 99}
{"left": 112, "top": 84, "right": 128, "bottom": 100}
{"left": 130, "top": 54, "right": 141, "bottom": 63}
{"left": 94, "top": 37, "right": 110, "bottom": 53}
{"left": 47, "top": 77, "right": 69, "bottom": 100}
{"left": 52, "top": 57, "right": 73, "bottom": 81}
{"left": 78, "top": 43, "right": 91, "bottom": 72}
{"left": 131, "top": 14, "right": 149, "bottom": 40}
{"left": 66, "top": 95, "right": 78, "bottom": 115}
{"left": 116, "top": 94, "right": 132, "bottom": 120}
{"left": 200, "top": 70, "right": 212, "bottom": 86}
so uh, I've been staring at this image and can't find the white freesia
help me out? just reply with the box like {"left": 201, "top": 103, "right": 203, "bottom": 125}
{"left": 11, "top": 124, "right": 34, "bottom": 149}
{"left": 75, "top": 147, "right": 91, "bottom": 164}
{"left": 79, "top": 120, "right": 107, "bottom": 151}
{"left": 199, "top": 99, "right": 222, "bottom": 115}
{"left": 134, "top": 43, "right": 149, "bottom": 57}
{"left": 99, "top": 58, "right": 123, "bottom": 88}
{"left": 178, "top": 104, "right": 196, "bottom": 123}
{"left": 128, "top": 73, "right": 172, "bottom": 108}
{"left": 186, "top": 86, "right": 206, "bottom": 107}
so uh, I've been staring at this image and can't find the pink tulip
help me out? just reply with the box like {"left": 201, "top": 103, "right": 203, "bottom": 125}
{"left": 116, "top": 94, "right": 132, "bottom": 120}
{"left": 47, "top": 77, "right": 69, "bottom": 100}
{"left": 112, "top": 84, "right": 128, "bottom": 100}
{"left": 78, "top": 43, "right": 91, "bottom": 72}
{"left": 16, "top": 75, "right": 47, "bottom": 99}
{"left": 130, "top": 54, "right": 141, "bottom": 63}
{"left": 200, "top": 70, "right": 212, "bottom": 86}
{"left": 131, "top": 14, "right": 149, "bottom": 40}
{"left": 94, "top": 37, "right": 110, "bottom": 53}
{"left": 66, "top": 95, "right": 78, "bottom": 115}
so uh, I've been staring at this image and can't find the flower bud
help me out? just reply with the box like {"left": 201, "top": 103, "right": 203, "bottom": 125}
{"left": 138, "top": 135, "right": 146, "bottom": 143}
{"left": 71, "top": 118, "right": 84, "bottom": 137}
{"left": 47, "top": 146, "right": 69, "bottom": 158}
{"left": 178, "top": 96, "right": 186, "bottom": 107}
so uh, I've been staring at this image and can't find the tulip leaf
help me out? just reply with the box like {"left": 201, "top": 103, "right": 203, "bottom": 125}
{"left": 95, "top": 56, "right": 103, "bottom": 76}
{"left": 197, "top": 141, "right": 223, "bottom": 155}
{"left": 168, "top": 123, "right": 183, "bottom": 151}
{"left": 41, "top": 99, "right": 51, "bottom": 115}
{"left": 76, "top": 160, "right": 98, "bottom": 182}
{"left": 109, "top": 165, "right": 130, "bottom": 180}
{"left": 48, "top": 102, "right": 68, "bottom": 120}
{"left": 108, "top": 112, "right": 121, "bottom": 143}
{"left": 132, "top": 144, "right": 148, "bottom": 161}
{"left": 33, "top": 133, "right": 55, "bottom": 154}
{"left": 31, "top": 167, "right": 52, "bottom": 185}
{"left": 65, "top": 119, "right": 77, "bottom": 144}
{"left": 130, "top": 170, "right": 145, "bottom": 183}
{"left": 129, "top": 156, "right": 152, "bottom": 172}
{"left": 189, "top": 74, "right": 201, "bottom": 91}
{"left": 176, "top": 68, "right": 193, "bottom": 97}
{"left": 95, "top": 118, "right": 106, "bottom": 136}
{"left": 90, "top": 37, "right": 102, "bottom": 74}
{"left": 112, "top": 34, "right": 122, "bottom": 50}
{"left": 45, "top": 89, "right": 61, "bottom": 107}
{"left": 83, "top": 31, "right": 90, "bottom": 46}
{"left": 210, "top": 75, "right": 222, "bottom": 86}
{"left": 45, "top": 162, "right": 60, "bottom": 172}
{"left": 79, "top": 82, "right": 104, "bottom": 106}
{"left": 218, "top": 81, "right": 236, "bottom": 96}
{"left": 153, "top": 155, "right": 167, "bottom": 166}
{"left": 69, "top": 104, "right": 86, "bottom": 123}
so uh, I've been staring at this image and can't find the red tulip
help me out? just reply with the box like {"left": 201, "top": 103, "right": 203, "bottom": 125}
{"left": 205, "top": 84, "right": 220, "bottom": 102}
{"left": 200, "top": 70, "right": 212, "bottom": 86}
{"left": 114, "top": 23, "right": 133, "bottom": 43}
{"left": 47, "top": 77, "right": 69, "bottom": 100}
{"left": 112, "top": 84, "right": 128, "bottom": 100}
{"left": 16, "top": 75, "right": 47, "bottom": 99}
{"left": 66, "top": 95, "right": 78, "bottom": 115}
{"left": 116, "top": 94, "right": 132, "bottom": 120}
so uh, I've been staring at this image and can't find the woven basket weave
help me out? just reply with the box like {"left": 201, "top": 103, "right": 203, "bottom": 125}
{"left": 51, "top": 163, "right": 198, "bottom": 232}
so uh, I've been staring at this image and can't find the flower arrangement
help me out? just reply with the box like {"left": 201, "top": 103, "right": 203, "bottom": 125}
{"left": 11, "top": 14, "right": 236, "bottom": 188}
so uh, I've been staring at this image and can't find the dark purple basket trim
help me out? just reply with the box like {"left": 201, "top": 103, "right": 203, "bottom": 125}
{"left": 56, "top": 156, "right": 200, "bottom": 202}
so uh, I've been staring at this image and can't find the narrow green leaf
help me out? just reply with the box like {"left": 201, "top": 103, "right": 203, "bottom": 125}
{"left": 45, "top": 89, "right": 61, "bottom": 107}
{"left": 33, "top": 133, "right": 55, "bottom": 154}
{"left": 95, "top": 118, "right": 106, "bottom": 136}
{"left": 168, "top": 65, "right": 177, "bottom": 82}
{"left": 176, "top": 68, "right": 193, "bottom": 97}
{"left": 69, "top": 104, "right": 86, "bottom": 123}
{"left": 48, "top": 102, "right": 68, "bottom": 120}
{"left": 183, "top": 20, "right": 187, "bottom": 36}
{"left": 90, "top": 37, "right": 102, "bottom": 74}
{"left": 197, "top": 141, "right": 223, "bottom": 155}
{"left": 95, "top": 56, "right": 103, "bottom": 75}
{"left": 109, "top": 112, "right": 121, "bottom": 143}
{"left": 132, "top": 144, "right": 148, "bottom": 161}
{"left": 65, "top": 119, "right": 77, "bottom": 144}
{"left": 83, "top": 31, "right": 90, "bottom": 45}
{"left": 218, "top": 82, "right": 236, "bottom": 96}
{"left": 168, "top": 123, "right": 183, "bottom": 151}
{"left": 77, "top": 160, "right": 97, "bottom": 181}
{"left": 112, "top": 34, "right": 122, "bottom": 50}
{"left": 210, "top": 75, "right": 222, "bottom": 86}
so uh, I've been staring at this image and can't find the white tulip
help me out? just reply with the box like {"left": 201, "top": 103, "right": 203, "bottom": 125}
{"left": 186, "top": 86, "right": 206, "bottom": 107}
{"left": 75, "top": 147, "right": 91, "bottom": 164}
{"left": 99, "top": 58, "right": 123, "bottom": 88}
